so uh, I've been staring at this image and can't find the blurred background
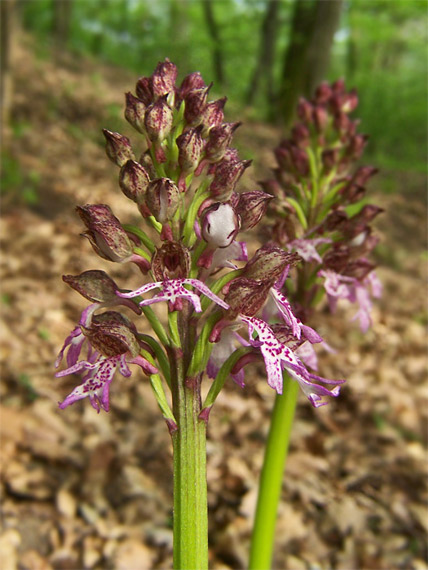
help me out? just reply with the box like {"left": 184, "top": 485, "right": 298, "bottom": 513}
{"left": 1, "top": 1, "right": 427, "bottom": 569}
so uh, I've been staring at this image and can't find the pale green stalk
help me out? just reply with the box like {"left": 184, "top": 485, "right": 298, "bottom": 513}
{"left": 249, "top": 374, "right": 299, "bottom": 570}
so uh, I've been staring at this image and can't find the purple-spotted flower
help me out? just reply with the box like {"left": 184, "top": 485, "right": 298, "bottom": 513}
{"left": 287, "top": 238, "right": 331, "bottom": 263}
{"left": 318, "top": 269, "right": 382, "bottom": 332}
{"left": 117, "top": 278, "right": 229, "bottom": 312}
{"left": 240, "top": 316, "right": 344, "bottom": 407}
{"left": 56, "top": 311, "right": 157, "bottom": 412}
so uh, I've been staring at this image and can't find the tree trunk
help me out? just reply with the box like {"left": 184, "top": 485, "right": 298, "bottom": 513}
{"left": 170, "top": 0, "right": 190, "bottom": 71}
{"left": 1, "top": 0, "right": 16, "bottom": 133}
{"left": 278, "top": 0, "right": 343, "bottom": 127}
{"left": 277, "top": 0, "right": 317, "bottom": 126}
{"left": 246, "top": 0, "right": 281, "bottom": 108}
{"left": 201, "top": 0, "right": 225, "bottom": 86}
{"left": 52, "top": 0, "right": 73, "bottom": 55}
{"left": 303, "top": 0, "right": 343, "bottom": 96}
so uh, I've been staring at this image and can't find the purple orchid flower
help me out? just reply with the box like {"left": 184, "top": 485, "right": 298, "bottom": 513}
{"left": 240, "top": 315, "right": 344, "bottom": 407}
{"left": 288, "top": 237, "right": 331, "bottom": 263}
{"left": 319, "top": 269, "right": 382, "bottom": 332}
{"left": 117, "top": 278, "right": 229, "bottom": 312}
{"left": 56, "top": 353, "right": 157, "bottom": 412}
{"left": 207, "top": 328, "right": 249, "bottom": 387}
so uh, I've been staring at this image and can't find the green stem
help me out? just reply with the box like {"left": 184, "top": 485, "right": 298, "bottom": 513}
{"left": 171, "top": 309, "right": 208, "bottom": 570}
{"left": 249, "top": 374, "right": 299, "bottom": 570}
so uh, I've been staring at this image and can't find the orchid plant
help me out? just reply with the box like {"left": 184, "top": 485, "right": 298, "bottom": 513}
{"left": 55, "top": 62, "right": 378, "bottom": 569}
{"left": 250, "top": 80, "right": 382, "bottom": 569}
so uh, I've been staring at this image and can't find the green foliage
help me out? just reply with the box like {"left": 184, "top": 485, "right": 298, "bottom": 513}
{"left": 18, "top": 0, "right": 426, "bottom": 185}
{"left": 1, "top": 152, "right": 40, "bottom": 206}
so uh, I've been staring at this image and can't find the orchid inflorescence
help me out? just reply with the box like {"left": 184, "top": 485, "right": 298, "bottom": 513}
{"left": 55, "top": 60, "right": 347, "bottom": 417}
{"left": 261, "top": 79, "right": 382, "bottom": 342}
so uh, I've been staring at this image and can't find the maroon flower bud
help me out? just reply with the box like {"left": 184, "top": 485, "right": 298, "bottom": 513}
{"left": 102, "top": 129, "right": 135, "bottom": 167}
{"left": 145, "top": 178, "right": 179, "bottom": 223}
{"left": 244, "top": 244, "right": 300, "bottom": 284}
{"left": 83, "top": 311, "right": 141, "bottom": 358}
{"left": 291, "top": 123, "right": 310, "bottom": 147}
{"left": 151, "top": 58, "right": 177, "bottom": 98}
{"left": 314, "top": 82, "right": 333, "bottom": 104}
{"left": 344, "top": 259, "right": 376, "bottom": 281}
{"left": 224, "top": 277, "right": 271, "bottom": 319}
{"left": 144, "top": 97, "right": 173, "bottom": 143}
{"left": 76, "top": 204, "right": 134, "bottom": 262}
{"left": 272, "top": 218, "right": 296, "bottom": 246}
{"left": 180, "top": 72, "right": 206, "bottom": 98}
{"left": 356, "top": 204, "right": 383, "bottom": 223}
{"left": 297, "top": 97, "right": 314, "bottom": 123}
{"left": 346, "top": 134, "right": 368, "bottom": 160}
{"left": 176, "top": 126, "right": 204, "bottom": 175}
{"left": 332, "top": 78, "right": 346, "bottom": 95}
{"left": 205, "top": 122, "right": 241, "bottom": 162}
{"left": 63, "top": 270, "right": 119, "bottom": 303}
{"left": 290, "top": 145, "right": 310, "bottom": 176}
{"left": 124, "top": 92, "right": 146, "bottom": 133}
{"left": 322, "top": 209, "right": 348, "bottom": 232}
{"left": 233, "top": 190, "right": 272, "bottom": 230}
{"left": 136, "top": 76, "right": 153, "bottom": 105}
{"left": 210, "top": 158, "right": 251, "bottom": 201}
{"left": 200, "top": 97, "right": 227, "bottom": 135}
{"left": 259, "top": 178, "right": 282, "bottom": 198}
{"left": 119, "top": 160, "right": 150, "bottom": 203}
{"left": 351, "top": 166, "right": 378, "bottom": 187}
{"left": 322, "top": 148, "right": 340, "bottom": 172}
{"left": 341, "top": 182, "right": 366, "bottom": 203}
{"left": 313, "top": 106, "right": 329, "bottom": 132}
{"left": 333, "top": 111, "right": 352, "bottom": 135}
{"left": 184, "top": 85, "right": 210, "bottom": 125}
{"left": 201, "top": 202, "right": 240, "bottom": 248}
{"left": 341, "top": 89, "right": 358, "bottom": 113}
{"left": 151, "top": 241, "right": 191, "bottom": 281}
{"left": 139, "top": 150, "right": 157, "bottom": 179}
{"left": 323, "top": 244, "right": 350, "bottom": 273}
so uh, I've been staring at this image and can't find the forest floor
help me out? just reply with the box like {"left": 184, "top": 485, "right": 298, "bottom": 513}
{"left": 1, "top": 37, "right": 427, "bottom": 570}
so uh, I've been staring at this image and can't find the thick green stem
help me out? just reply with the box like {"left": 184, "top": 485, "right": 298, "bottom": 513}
{"left": 170, "top": 309, "right": 208, "bottom": 570}
{"left": 249, "top": 375, "right": 299, "bottom": 570}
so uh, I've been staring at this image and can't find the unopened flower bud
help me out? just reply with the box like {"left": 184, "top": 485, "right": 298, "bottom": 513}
{"left": 313, "top": 106, "right": 329, "bottom": 132}
{"left": 352, "top": 166, "right": 378, "bottom": 187}
{"left": 314, "top": 82, "right": 333, "bottom": 104}
{"left": 291, "top": 123, "right": 310, "bottom": 147}
{"left": 119, "top": 160, "right": 150, "bottom": 203}
{"left": 144, "top": 97, "right": 173, "bottom": 143}
{"left": 184, "top": 85, "right": 210, "bottom": 125}
{"left": 76, "top": 204, "right": 134, "bottom": 262}
{"left": 344, "top": 259, "right": 376, "bottom": 281}
{"left": 244, "top": 244, "right": 300, "bottom": 284}
{"left": 224, "top": 277, "right": 271, "bottom": 319}
{"left": 136, "top": 75, "right": 153, "bottom": 105}
{"left": 102, "top": 129, "right": 135, "bottom": 167}
{"left": 83, "top": 311, "right": 140, "bottom": 358}
{"left": 297, "top": 97, "right": 313, "bottom": 123}
{"left": 151, "top": 58, "right": 177, "bottom": 98}
{"left": 63, "top": 270, "right": 119, "bottom": 303}
{"left": 146, "top": 178, "right": 179, "bottom": 223}
{"left": 341, "top": 89, "right": 358, "bottom": 113}
{"left": 180, "top": 72, "right": 206, "bottom": 98}
{"left": 346, "top": 134, "right": 368, "bottom": 160}
{"left": 232, "top": 190, "right": 272, "bottom": 230}
{"left": 176, "top": 126, "right": 204, "bottom": 175}
{"left": 272, "top": 218, "right": 296, "bottom": 245}
{"left": 151, "top": 241, "right": 191, "bottom": 281}
{"left": 322, "top": 148, "right": 340, "bottom": 172}
{"left": 322, "top": 209, "right": 348, "bottom": 232}
{"left": 124, "top": 92, "right": 146, "bottom": 133}
{"left": 323, "top": 244, "right": 350, "bottom": 273}
{"left": 205, "top": 122, "right": 240, "bottom": 162}
{"left": 210, "top": 158, "right": 251, "bottom": 201}
{"left": 200, "top": 97, "right": 227, "bottom": 135}
{"left": 201, "top": 202, "right": 240, "bottom": 248}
